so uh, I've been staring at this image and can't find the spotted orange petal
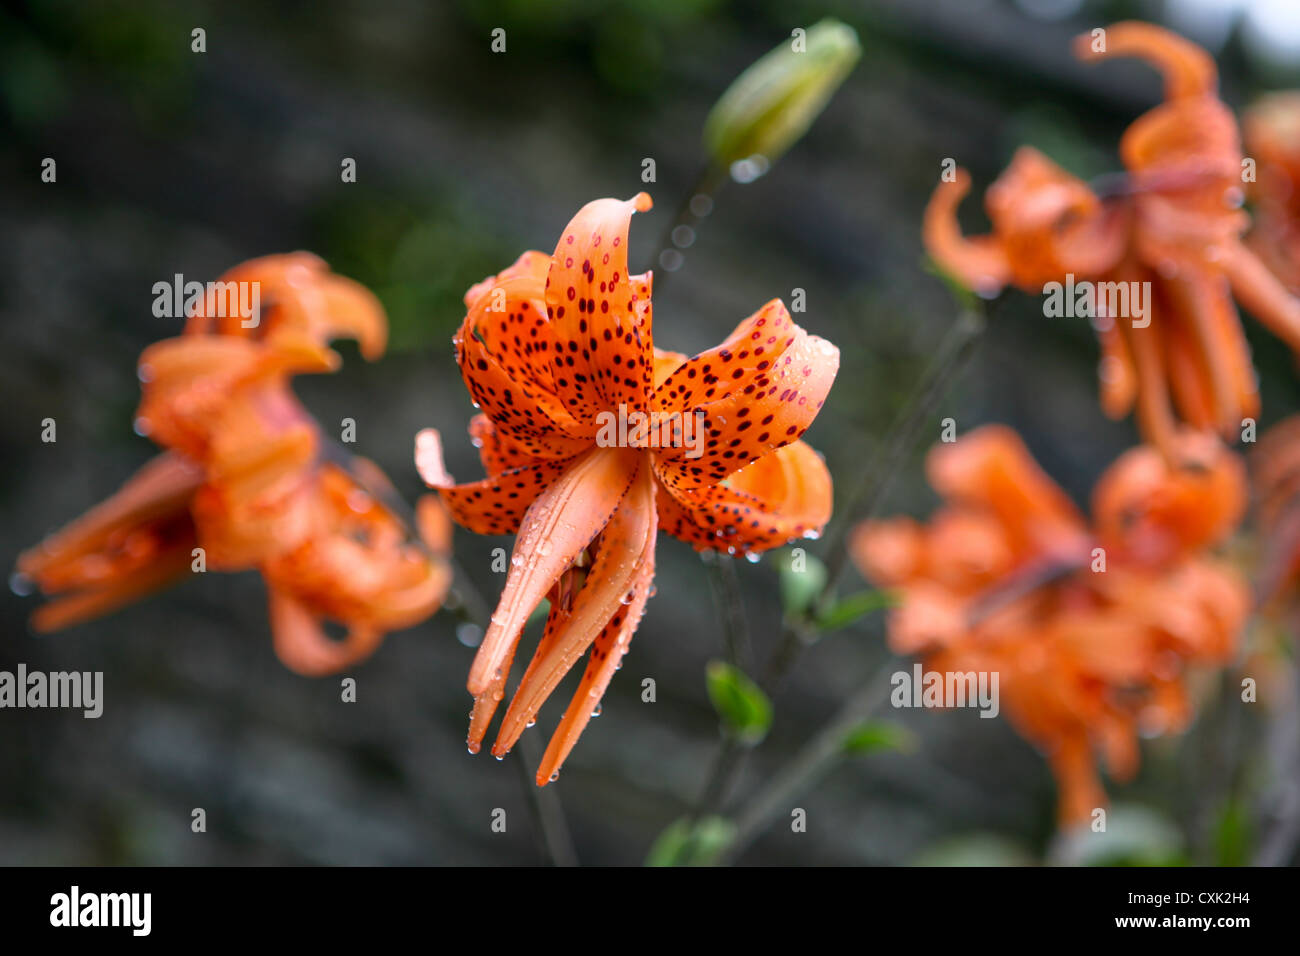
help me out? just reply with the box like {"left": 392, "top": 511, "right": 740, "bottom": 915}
{"left": 543, "top": 194, "right": 655, "bottom": 421}
{"left": 656, "top": 439, "right": 831, "bottom": 555}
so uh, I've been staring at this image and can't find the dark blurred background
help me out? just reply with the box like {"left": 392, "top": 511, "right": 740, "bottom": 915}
{"left": 3, "top": 0, "right": 1298, "bottom": 865}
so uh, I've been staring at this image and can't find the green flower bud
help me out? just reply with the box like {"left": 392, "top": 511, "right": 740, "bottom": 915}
{"left": 703, "top": 18, "right": 861, "bottom": 178}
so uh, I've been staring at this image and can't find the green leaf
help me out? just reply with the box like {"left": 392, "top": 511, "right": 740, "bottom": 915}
{"left": 1049, "top": 804, "right": 1187, "bottom": 867}
{"left": 1212, "top": 799, "right": 1254, "bottom": 867}
{"left": 816, "top": 589, "right": 897, "bottom": 632}
{"left": 777, "top": 548, "right": 826, "bottom": 618}
{"left": 705, "top": 660, "right": 773, "bottom": 744}
{"left": 913, "top": 834, "right": 1036, "bottom": 867}
{"left": 645, "top": 816, "right": 736, "bottom": 867}
{"left": 842, "top": 721, "right": 916, "bottom": 755}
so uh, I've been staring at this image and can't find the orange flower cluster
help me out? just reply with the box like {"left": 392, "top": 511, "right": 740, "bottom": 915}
{"left": 1250, "top": 415, "right": 1300, "bottom": 608}
{"left": 1243, "top": 92, "right": 1300, "bottom": 293}
{"left": 418, "top": 193, "right": 838, "bottom": 784}
{"left": 17, "top": 254, "right": 451, "bottom": 675}
{"left": 925, "top": 22, "right": 1300, "bottom": 459}
{"left": 851, "top": 425, "right": 1248, "bottom": 824}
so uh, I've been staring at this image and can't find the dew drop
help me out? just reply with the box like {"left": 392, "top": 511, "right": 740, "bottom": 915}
{"left": 9, "top": 571, "right": 33, "bottom": 597}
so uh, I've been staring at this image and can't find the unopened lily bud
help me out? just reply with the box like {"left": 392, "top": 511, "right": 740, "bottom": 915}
{"left": 703, "top": 18, "right": 861, "bottom": 178}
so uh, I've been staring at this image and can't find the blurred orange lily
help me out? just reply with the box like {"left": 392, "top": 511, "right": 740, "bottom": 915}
{"left": 851, "top": 425, "right": 1247, "bottom": 825}
{"left": 926, "top": 22, "right": 1300, "bottom": 459}
{"left": 1251, "top": 415, "right": 1300, "bottom": 609}
{"left": 1243, "top": 92, "right": 1300, "bottom": 293}
{"left": 17, "top": 254, "right": 452, "bottom": 675}
{"left": 418, "top": 193, "right": 838, "bottom": 784}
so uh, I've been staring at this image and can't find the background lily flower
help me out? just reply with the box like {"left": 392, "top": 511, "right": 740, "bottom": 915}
{"left": 850, "top": 425, "right": 1248, "bottom": 825}
{"left": 417, "top": 193, "right": 839, "bottom": 784}
{"left": 1243, "top": 92, "right": 1300, "bottom": 294}
{"left": 926, "top": 22, "right": 1300, "bottom": 461}
{"left": 16, "top": 255, "right": 451, "bottom": 676}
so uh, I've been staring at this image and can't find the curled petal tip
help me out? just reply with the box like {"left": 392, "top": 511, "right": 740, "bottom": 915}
{"left": 414, "top": 428, "right": 453, "bottom": 488}
{"left": 631, "top": 192, "right": 653, "bottom": 212}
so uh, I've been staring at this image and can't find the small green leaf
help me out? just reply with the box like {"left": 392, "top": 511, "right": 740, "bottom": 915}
{"left": 705, "top": 660, "right": 773, "bottom": 744}
{"left": 777, "top": 548, "right": 826, "bottom": 618}
{"left": 914, "top": 834, "right": 1036, "bottom": 867}
{"left": 816, "top": 589, "right": 897, "bottom": 631}
{"left": 1212, "top": 799, "right": 1253, "bottom": 867}
{"left": 842, "top": 721, "right": 916, "bottom": 755}
{"left": 645, "top": 816, "right": 736, "bottom": 867}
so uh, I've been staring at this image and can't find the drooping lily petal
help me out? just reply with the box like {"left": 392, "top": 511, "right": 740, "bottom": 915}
{"left": 467, "top": 446, "right": 642, "bottom": 697}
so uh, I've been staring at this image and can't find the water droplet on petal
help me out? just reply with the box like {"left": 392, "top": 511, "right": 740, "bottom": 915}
{"left": 9, "top": 571, "right": 33, "bottom": 596}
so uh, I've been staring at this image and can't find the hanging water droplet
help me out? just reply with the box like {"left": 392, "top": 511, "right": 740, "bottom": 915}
{"left": 591, "top": 703, "right": 602, "bottom": 717}
{"left": 549, "top": 772, "right": 559, "bottom": 782}
{"left": 802, "top": 529, "right": 821, "bottom": 540}
{"left": 137, "top": 363, "right": 154, "bottom": 383}
{"left": 9, "top": 571, "right": 33, "bottom": 597}
{"left": 456, "top": 622, "right": 483, "bottom": 647}
{"left": 494, "top": 754, "right": 504, "bottom": 761}
{"left": 133, "top": 416, "right": 152, "bottom": 437}
{"left": 526, "top": 718, "right": 536, "bottom": 728}
{"left": 745, "top": 551, "right": 762, "bottom": 564}
{"left": 647, "top": 584, "right": 658, "bottom": 598}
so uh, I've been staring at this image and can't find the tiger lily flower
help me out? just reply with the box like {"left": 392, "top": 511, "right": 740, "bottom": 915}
{"left": 16, "top": 254, "right": 452, "bottom": 675}
{"left": 417, "top": 193, "right": 838, "bottom": 784}
{"left": 926, "top": 22, "right": 1300, "bottom": 460}
{"left": 851, "top": 425, "right": 1247, "bottom": 825}
{"left": 1250, "top": 415, "right": 1300, "bottom": 609}
{"left": 1243, "top": 92, "right": 1300, "bottom": 294}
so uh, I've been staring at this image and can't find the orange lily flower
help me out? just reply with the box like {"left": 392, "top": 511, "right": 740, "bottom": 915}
{"left": 851, "top": 425, "right": 1247, "bottom": 825}
{"left": 1243, "top": 92, "right": 1300, "bottom": 293}
{"left": 925, "top": 22, "right": 1300, "bottom": 459}
{"left": 1250, "top": 414, "right": 1300, "bottom": 609}
{"left": 417, "top": 193, "right": 839, "bottom": 784}
{"left": 16, "top": 254, "right": 451, "bottom": 675}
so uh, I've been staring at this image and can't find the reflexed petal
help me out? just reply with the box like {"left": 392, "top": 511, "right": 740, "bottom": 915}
{"left": 656, "top": 439, "right": 831, "bottom": 555}
{"left": 544, "top": 194, "right": 655, "bottom": 421}
{"left": 655, "top": 307, "right": 839, "bottom": 490}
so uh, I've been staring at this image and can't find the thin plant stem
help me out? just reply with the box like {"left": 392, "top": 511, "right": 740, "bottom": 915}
{"left": 763, "top": 306, "right": 986, "bottom": 692}
{"left": 515, "top": 731, "right": 579, "bottom": 867}
{"left": 324, "top": 439, "right": 580, "bottom": 868}
{"left": 706, "top": 552, "right": 754, "bottom": 671}
{"left": 690, "top": 306, "right": 986, "bottom": 861}
{"left": 719, "top": 658, "right": 898, "bottom": 864}
{"left": 650, "top": 163, "right": 728, "bottom": 294}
